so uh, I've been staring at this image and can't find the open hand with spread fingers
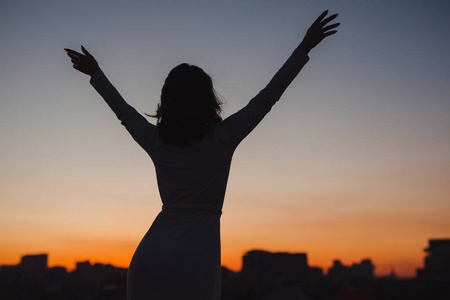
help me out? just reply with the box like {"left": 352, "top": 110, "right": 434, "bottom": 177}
{"left": 298, "top": 10, "right": 340, "bottom": 54}
{"left": 64, "top": 46, "right": 100, "bottom": 76}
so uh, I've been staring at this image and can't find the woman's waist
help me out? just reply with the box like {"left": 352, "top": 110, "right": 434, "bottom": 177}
{"left": 162, "top": 202, "right": 222, "bottom": 215}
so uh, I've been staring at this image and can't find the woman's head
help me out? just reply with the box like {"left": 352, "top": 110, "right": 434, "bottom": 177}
{"left": 152, "top": 63, "right": 223, "bottom": 147}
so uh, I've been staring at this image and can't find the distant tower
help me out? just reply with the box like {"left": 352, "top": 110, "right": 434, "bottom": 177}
{"left": 417, "top": 239, "right": 450, "bottom": 282}
{"left": 388, "top": 269, "right": 398, "bottom": 280}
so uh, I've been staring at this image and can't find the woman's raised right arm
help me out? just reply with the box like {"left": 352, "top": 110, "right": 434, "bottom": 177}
{"left": 65, "top": 46, "right": 155, "bottom": 151}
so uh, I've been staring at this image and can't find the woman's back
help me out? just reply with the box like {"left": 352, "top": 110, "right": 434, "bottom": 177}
{"left": 149, "top": 127, "right": 234, "bottom": 209}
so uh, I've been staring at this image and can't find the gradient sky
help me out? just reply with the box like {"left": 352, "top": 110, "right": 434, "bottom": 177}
{"left": 1, "top": 0, "right": 449, "bottom": 277}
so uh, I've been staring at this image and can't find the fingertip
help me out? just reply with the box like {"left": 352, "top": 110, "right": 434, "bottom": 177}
{"left": 81, "top": 45, "right": 91, "bottom": 56}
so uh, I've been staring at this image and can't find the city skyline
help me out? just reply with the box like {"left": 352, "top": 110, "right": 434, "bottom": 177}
{"left": 1, "top": 1, "right": 450, "bottom": 278}
{"left": 2, "top": 238, "right": 443, "bottom": 279}
{"left": 2, "top": 239, "right": 449, "bottom": 299}
{"left": 0, "top": 249, "right": 393, "bottom": 278}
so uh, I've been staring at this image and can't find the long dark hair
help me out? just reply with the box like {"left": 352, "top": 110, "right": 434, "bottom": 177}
{"left": 150, "top": 63, "right": 223, "bottom": 147}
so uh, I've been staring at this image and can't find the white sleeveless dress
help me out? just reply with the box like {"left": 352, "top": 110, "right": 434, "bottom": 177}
{"left": 90, "top": 48, "right": 309, "bottom": 300}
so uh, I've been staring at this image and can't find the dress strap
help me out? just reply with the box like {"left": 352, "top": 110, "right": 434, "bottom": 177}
{"left": 162, "top": 203, "right": 222, "bottom": 216}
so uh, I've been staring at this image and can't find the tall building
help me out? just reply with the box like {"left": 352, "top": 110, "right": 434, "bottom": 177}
{"left": 20, "top": 253, "right": 48, "bottom": 280}
{"left": 417, "top": 239, "right": 450, "bottom": 282}
{"left": 242, "top": 250, "right": 308, "bottom": 287}
{"left": 20, "top": 253, "right": 48, "bottom": 271}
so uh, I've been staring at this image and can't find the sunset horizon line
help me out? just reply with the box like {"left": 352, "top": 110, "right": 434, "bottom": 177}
{"left": 3, "top": 248, "right": 421, "bottom": 279}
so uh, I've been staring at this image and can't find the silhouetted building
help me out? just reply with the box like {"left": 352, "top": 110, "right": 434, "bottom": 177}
{"left": 74, "top": 260, "right": 127, "bottom": 287}
{"left": 242, "top": 249, "right": 308, "bottom": 298}
{"left": 328, "top": 258, "right": 374, "bottom": 286}
{"left": 76, "top": 260, "right": 91, "bottom": 272}
{"left": 308, "top": 266, "right": 324, "bottom": 283}
{"left": 20, "top": 253, "right": 48, "bottom": 272}
{"left": 240, "top": 250, "right": 310, "bottom": 299}
{"left": 221, "top": 266, "right": 244, "bottom": 300}
{"left": 19, "top": 253, "right": 48, "bottom": 281}
{"left": 328, "top": 260, "right": 351, "bottom": 283}
{"left": 351, "top": 259, "right": 375, "bottom": 281}
{"left": 417, "top": 239, "right": 450, "bottom": 282}
{"left": 0, "top": 254, "right": 127, "bottom": 300}
{"left": 378, "top": 269, "right": 399, "bottom": 281}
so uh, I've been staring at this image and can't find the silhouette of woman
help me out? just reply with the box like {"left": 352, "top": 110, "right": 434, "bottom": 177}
{"left": 65, "top": 10, "right": 338, "bottom": 300}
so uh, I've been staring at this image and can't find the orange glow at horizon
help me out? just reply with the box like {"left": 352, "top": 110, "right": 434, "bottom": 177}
{"left": 1, "top": 180, "right": 448, "bottom": 278}
{"left": 0, "top": 237, "right": 431, "bottom": 278}
{"left": 2, "top": 186, "right": 448, "bottom": 278}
